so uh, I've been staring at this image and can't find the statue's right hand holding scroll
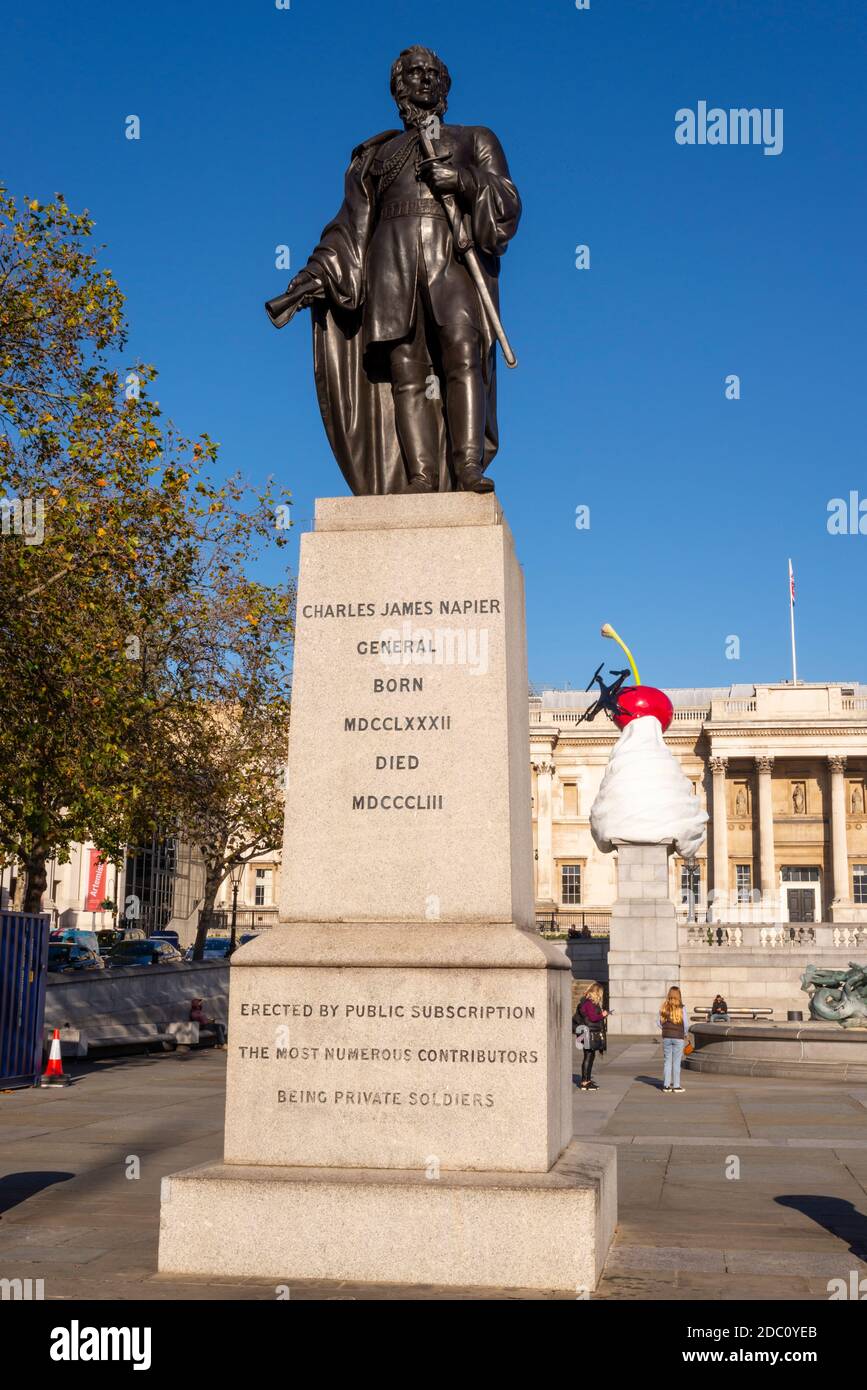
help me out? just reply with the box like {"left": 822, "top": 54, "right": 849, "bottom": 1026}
{"left": 265, "top": 267, "right": 325, "bottom": 329}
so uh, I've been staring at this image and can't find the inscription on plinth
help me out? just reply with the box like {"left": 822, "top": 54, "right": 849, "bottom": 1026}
{"left": 224, "top": 959, "right": 567, "bottom": 1172}
{"left": 279, "top": 495, "right": 533, "bottom": 927}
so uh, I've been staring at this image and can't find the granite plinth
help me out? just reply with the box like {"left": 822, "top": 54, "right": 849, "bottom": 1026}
{"left": 223, "top": 923, "right": 572, "bottom": 1173}
{"left": 159, "top": 494, "right": 616, "bottom": 1289}
{"left": 158, "top": 1140, "right": 617, "bottom": 1293}
{"left": 279, "top": 492, "right": 533, "bottom": 927}
{"left": 607, "top": 841, "right": 680, "bottom": 1034}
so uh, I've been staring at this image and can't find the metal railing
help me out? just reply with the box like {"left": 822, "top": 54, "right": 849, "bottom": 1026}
{"left": 199, "top": 908, "right": 279, "bottom": 934}
{"left": 536, "top": 909, "right": 611, "bottom": 937}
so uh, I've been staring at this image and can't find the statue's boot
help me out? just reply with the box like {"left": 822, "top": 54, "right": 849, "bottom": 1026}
{"left": 391, "top": 338, "right": 439, "bottom": 492}
{"left": 457, "top": 464, "right": 495, "bottom": 494}
{"left": 441, "top": 329, "right": 492, "bottom": 493}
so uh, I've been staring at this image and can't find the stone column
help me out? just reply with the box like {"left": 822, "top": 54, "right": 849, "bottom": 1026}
{"left": 756, "top": 756, "right": 776, "bottom": 909}
{"left": 607, "top": 840, "right": 679, "bottom": 1035}
{"left": 532, "top": 759, "right": 556, "bottom": 909}
{"left": 709, "top": 756, "right": 729, "bottom": 921}
{"left": 829, "top": 754, "right": 851, "bottom": 919}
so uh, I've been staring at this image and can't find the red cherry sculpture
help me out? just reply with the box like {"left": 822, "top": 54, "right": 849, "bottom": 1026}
{"left": 613, "top": 685, "right": 673, "bottom": 733}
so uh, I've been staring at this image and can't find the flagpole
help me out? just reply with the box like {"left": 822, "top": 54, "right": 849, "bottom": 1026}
{"left": 788, "top": 558, "right": 798, "bottom": 685}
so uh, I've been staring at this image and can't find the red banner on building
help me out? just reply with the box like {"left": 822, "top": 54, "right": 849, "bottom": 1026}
{"left": 85, "top": 849, "right": 109, "bottom": 912}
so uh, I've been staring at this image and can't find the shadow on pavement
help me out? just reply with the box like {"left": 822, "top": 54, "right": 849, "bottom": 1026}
{"left": 776, "top": 1194, "right": 867, "bottom": 1261}
{"left": 57, "top": 1050, "right": 222, "bottom": 1082}
{"left": 0, "top": 1171, "right": 74, "bottom": 1215}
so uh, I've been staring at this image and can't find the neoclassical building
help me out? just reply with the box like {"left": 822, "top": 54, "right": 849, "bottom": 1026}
{"left": 531, "top": 682, "right": 867, "bottom": 926}
{"left": 0, "top": 836, "right": 279, "bottom": 947}
{"left": 11, "top": 680, "right": 867, "bottom": 942}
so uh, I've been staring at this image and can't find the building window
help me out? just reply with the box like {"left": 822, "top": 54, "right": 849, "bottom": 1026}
{"left": 561, "top": 864, "right": 581, "bottom": 905}
{"left": 562, "top": 782, "right": 579, "bottom": 817}
{"left": 736, "top": 864, "right": 752, "bottom": 904}
{"left": 854, "top": 866, "right": 867, "bottom": 905}
{"left": 680, "top": 862, "right": 700, "bottom": 908}
{"left": 781, "top": 866, "right": 820, "bottom": 882}
{"left": 254, "top": 867, "right": 273, "bottom": 907}
{"left": 123, "top": 832, "right": 187, "bottom": 934}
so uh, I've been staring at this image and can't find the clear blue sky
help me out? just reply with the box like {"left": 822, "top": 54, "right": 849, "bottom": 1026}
{"left": 4, "top": 0, "right": 865, "bottom": 689}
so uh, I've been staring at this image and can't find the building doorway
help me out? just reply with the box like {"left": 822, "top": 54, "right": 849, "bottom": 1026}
{"left": 780, "top": 866, "right": 821, "bottom": 923}
{"left": 786, "top": 888, "right": 815, "bottom": 923}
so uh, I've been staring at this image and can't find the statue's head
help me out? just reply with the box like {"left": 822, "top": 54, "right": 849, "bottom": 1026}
{"left": 390, "top": 45, "right": 451, "bottom": 129}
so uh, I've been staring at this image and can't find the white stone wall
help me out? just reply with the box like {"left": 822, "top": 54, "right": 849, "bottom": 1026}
{"left": 680, "top": 950, "right": 846, "bottom": 1019}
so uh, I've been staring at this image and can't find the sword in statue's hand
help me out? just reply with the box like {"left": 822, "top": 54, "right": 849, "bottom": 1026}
{"left": 417, "top": 130, "right": 518, "bottom": 368}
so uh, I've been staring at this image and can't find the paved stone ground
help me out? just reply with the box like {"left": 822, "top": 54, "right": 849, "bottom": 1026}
{"left": 1, "top": 1038, "right": 865, "bottom": 1301}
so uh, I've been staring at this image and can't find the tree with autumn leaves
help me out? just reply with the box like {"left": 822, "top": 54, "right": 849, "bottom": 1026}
{"left": 0, "top": 186, "right": 293, "bottom": 944}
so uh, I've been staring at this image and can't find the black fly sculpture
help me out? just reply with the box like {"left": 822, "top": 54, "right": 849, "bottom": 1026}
{"left": 577, "top": 665, "right": 632, "bottom": 725}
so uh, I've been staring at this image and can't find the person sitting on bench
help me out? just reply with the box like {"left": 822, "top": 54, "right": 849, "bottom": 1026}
{"left": 710, "top": 994, "right": 730, "bottom": 1023}
{"left": 190, "top": 998, "right": 227, "bottom": 1049}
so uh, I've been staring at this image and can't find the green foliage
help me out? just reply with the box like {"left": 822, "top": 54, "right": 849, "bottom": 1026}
{"left": 0, "top": 187, "right": 293, "bottom": 912}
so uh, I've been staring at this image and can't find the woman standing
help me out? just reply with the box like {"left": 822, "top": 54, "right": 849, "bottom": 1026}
{"left": 658, "top": 985, "right": 689, "bottom": 1093}
{"left": 573, "top": 982, "right": 607, "bottom": 1091}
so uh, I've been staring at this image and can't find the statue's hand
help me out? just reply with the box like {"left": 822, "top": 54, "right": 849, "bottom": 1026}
{"left": 285, "top": 269, "right": 325, "bottom": 314}
{"left": 266, "top": 268, "right": 325, "bottom": 328}
{"left": 418, "top": 156, "right": 460, "bottom": 197}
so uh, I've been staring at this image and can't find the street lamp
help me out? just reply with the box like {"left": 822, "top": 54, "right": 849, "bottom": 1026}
{"left": 229, "top": 862, "right": 244, "bottom": 955}
{"left": 686, "top": 857, "right": 697, "bottom": 923}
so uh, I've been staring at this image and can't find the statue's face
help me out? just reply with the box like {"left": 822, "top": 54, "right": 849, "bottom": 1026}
{"left": 401, "top": 56, "right": 441, "bottom": 110}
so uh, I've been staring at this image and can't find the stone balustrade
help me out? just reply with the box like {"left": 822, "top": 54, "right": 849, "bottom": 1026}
{"left": 681, "top": 923, "right": 865, "bottom": 950}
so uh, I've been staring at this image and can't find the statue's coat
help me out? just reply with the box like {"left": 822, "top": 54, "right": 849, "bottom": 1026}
{"left": 305, "top": 125, "right": 521, "bottom": 495}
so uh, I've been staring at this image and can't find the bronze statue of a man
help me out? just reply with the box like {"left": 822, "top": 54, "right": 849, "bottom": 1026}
{"left": 266, "top": 45, "right": 521, "bottom": 496}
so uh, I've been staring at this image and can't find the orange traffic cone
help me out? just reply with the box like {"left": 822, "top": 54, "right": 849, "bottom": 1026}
{"left": 40, "top": 1028, "right": 71, "bottom": 1088}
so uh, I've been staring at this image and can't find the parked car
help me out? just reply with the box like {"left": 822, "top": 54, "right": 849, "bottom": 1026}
{"left": 238, "top": 932, "right": 260, "bottom": 946}
{"left": 107, "top": 939, "right": 183, "bottom": 969}
{"left": 93, "top": 927, "right": 147, "bottom": 957}
{"left": 185, "top": 937, "right": 233, "bottom": 962}
{"left": 47, "top": 942, "right": 105, "bottom": 974}
{"left": 115, "top": 919, "right": 146, "bottom": 940}
{"left": 49, "top": 927, "right": 100, "bottom": 955}
{"left": 148, "top": 930, "right": 181, "bottom": 950}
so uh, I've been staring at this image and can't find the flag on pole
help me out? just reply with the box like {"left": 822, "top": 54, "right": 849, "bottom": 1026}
{"left": 788, "top": 559, "right": 798, "bottom": 685}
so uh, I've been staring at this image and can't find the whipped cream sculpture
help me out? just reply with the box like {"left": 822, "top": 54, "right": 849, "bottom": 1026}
{"left": 581, "top": 625, "right": 709, "bottom": 858}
